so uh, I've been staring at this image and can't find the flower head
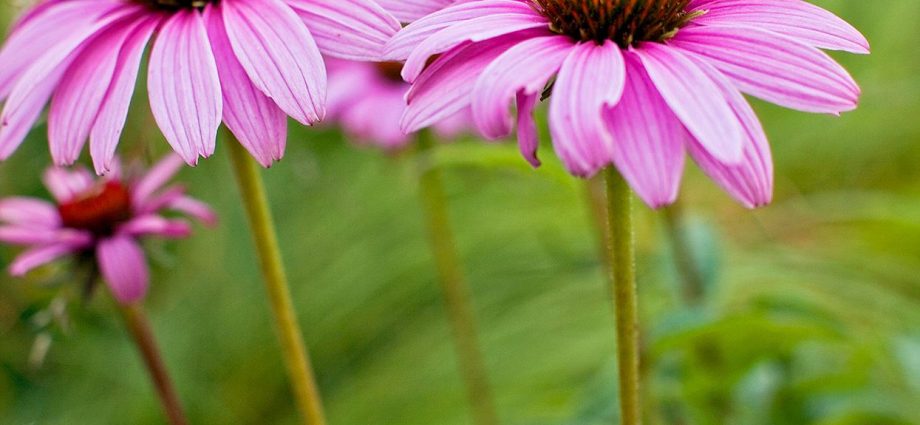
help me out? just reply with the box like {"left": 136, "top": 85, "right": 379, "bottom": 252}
{"left": 0, "top": 154, "right": 216, "bottom": 303}
{"left": 326, "top": 59, "right": 472, "bottom": 149}
{"left": 387, "top": 0, "right": 868, "bottom": 208}
{"left": 0, "top": 0, "right": 400, "bottom": 172}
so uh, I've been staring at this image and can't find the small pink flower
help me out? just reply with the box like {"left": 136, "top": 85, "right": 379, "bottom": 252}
{"left": 326, "top": 59, "right": 472, "bottom": 149}
{"left": 387, "top": 0, "right": 868, "bottom": 208}
{"left": 0, "top": 0, "right": 400, "bottom": 172}
{"left": 0, "top": 154, "right": 216, "bottom": 303}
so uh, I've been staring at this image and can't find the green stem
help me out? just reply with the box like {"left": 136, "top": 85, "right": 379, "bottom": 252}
{"left": 117, "top": 303, "right": 188, "bottom": 425}
{"left": 603, "top": 168, "right": 642, "bottom": 425}
{"left": 416, "top": 131, "right": 500, "bottom": 425}
{"left": 226, "top": 135, "right": 327, "bottom": 425}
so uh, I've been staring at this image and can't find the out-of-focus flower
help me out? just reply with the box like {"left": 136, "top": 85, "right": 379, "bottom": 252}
{"left": 0, "top": 0, "right": 400, "bottom": 171}
{"left": 0, "top": 155, "right": 216, "bottom": 303}
{"left": 387, "top": 0, "right": 868, "bottom": 208}
{"left": 326, "top": 59, "right": 471, "bottom": 150}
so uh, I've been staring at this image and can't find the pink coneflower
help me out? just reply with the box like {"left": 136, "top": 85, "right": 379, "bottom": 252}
{"left": 387, "top": 0, "right": 868, "bottom": 208}
{"left": 0, "top": 0, "right": 400, "bottom": 172}
{"left": 0, "top": 154, "right": 215, "bottom": 303}
{"left": 326, "top": 59, "right": 471, "bottom": 149}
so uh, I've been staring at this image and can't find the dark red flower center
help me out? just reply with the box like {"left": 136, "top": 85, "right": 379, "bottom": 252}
{"left": 532, "top": 0, "right": 701, "bottom": 47}
{"left": 139, "top": 0, "right": 216, "bottom": 10}
{"left": 58, "top": 181, "right": 133, "bottom": 236}
{"left": 376, "top": 62, "right": 407, "bottom": 83}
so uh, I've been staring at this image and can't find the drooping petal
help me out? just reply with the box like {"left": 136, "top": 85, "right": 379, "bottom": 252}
{"left": 686, "top": 55, "right": 774, "bottom": 208}
{"left": 0, "top": 6, "right": 137, "bottom": 161}
{"left": 287, "top": 0, "right": 400, "bottom": 61}
{"left": 384, "top": 0, "right": 537, "bottom": 61}
{"left": 148, "top": 9, "right": 222, "bottom": 165}
{"left": 689, "top": 0, "right": 869, "bottom": 54}
{"left": 374, "top": 0, "right": 453, "bottom": 23}
{"left": 671, "top": 25, "right": 860, "bottom": 114}
{"left": 603, "top": 54, "right": 687, "bottom": 208}
{"left": 401, "top": 12, "right": 548, "bottom": 82}
{"left": 9, "top": 243, "right": 81, "bottom": 276}
{"left": 0, "top": 226, "right": 91, "bottom": 246}
{"left": 472, "top": 35, "right": 573, "bottom": 139}
{"left": 634, "top": 43, "right": 744, "bottom": 164}
{"left": 167, "top": 197, "right": 218, "bottom": 226}
{"left": 402, "top": 30, "right": 544, "bottom": 132}
{"left": 204, "top": 4, "right": 286, "bottom": 167}
{"left": 132, "top": 154, "right": 185, "bottom": 206}
{"left": 97, "top": 235, "right": 149, "bottom": 304}
{"left": 548, "top": 41, "right": 627, "bottom": 177}
{"left": 48, "top": 18, "right": 144, "bottom": 166}
{"left": 90, "top": 17, "right": 159, "bottom": 175}
{"left": 43, "top": 166, "right": 94, "bottom": 203}
{"left": 222, "top": 0, "right": 326, "bottom": 124}
{"left": 0, "top": 197, "right": 60, "bottom": 227}
{"left": 0, "top": 0, "right": 124, "bottom": 100}
{"left": 120, "top": 215, "right": 192, "bottom": 239}
{"left": 515, "top": 91, "right": 540, "bottom": 167}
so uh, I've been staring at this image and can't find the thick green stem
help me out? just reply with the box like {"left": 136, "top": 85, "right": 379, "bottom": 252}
{"left": 603, "top": 168, "right": 642, "bottom": 425}
{"left": 226, "top": 136, "right": 327, "bottom": 425}
{"left": 416, "top": 131, "right": 500, "bottom": 425}
{"left": 117, "top": 303, "right": 188, "bottom": 425}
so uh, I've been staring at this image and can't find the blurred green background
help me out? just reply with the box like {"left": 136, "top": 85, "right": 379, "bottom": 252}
{"left": 1, "top": 1, "right": 918, "bottom": 424}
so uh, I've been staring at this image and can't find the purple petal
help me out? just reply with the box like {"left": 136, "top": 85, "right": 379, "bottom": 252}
{"left": 132, "top": 154, "right": 185, "bottom": 206}
{"left": 634, "top": 43, "right": 744, "bottom": 164}
{"left": 9, "top": 243, "right": 80, "bottom": 277}
{"left": 671, "top": 25, "right": 859, "bottom": 114}
{"left": 472, "top": 35, "right": 573, "bottom": 139}
{"left": 43, "top": 166, "right": 94, "bottom": 203}
{"left": 97, "top": 235, "right": 149, "bottom": 304}
{"left": 120, "top": 215, "right": 192, "bottom": 239}
{"left": 148, "top": 9, "right": 222, "bottom": 165}
{"left": 222, "top": 0, "right": 327, "bottom": 124}
{"left": 287, "top": 0, "right": 400, "bottom": 61}
{"left": 205, "top": 4, "right": 286, "bottom": 167}
{"left": 90, "top": 16, "right": 159, "bottom": 175}
{"left": 515, "top": 91, "right": 540, "bottom": 167}
{"left": 548, "top": 41, "right": 626, "bottom": 177}
{"left": 0, "top": 197, "right": 60, "bottom": 227}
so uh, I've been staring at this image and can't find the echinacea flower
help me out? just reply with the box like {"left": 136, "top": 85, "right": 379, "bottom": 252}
{"left": 0, "top": 0, "right": 400, "bottom": 172}
{"left": 386, "top": 0, "right": 868, "bottom": 208}
{"left": 326, "top": 59, "right": 471, "bottom": 149}
{"left": 0, "top": 154, "right": 215, "bottom": 303}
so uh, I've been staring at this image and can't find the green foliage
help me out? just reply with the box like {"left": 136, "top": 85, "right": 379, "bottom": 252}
{"left": 1, "top": 0, "right": 919, "bottom": 424}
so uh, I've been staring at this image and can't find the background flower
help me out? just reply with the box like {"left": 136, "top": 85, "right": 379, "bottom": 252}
{"left": 326, "top": 59, "right": 472, "bottom": 150}
{"left": 0, "top": 155, "right": 215, "bottom": 303}
{"left": 0, "top": 0, "right": 400, "bottom": 172}
{"left": 387, "top": 0, "right": 868, "bottom": 208}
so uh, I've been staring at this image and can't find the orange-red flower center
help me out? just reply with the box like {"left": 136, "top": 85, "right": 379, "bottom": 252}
{"left": 532, "top": 0, "right": 699, "bottom": 47}
{"left": 58, "top": 181, "right": 133, "bottom": 236}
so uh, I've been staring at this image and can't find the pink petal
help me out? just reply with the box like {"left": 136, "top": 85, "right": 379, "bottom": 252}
{"left": 472, "top": 35, "right": 573, "bottom": 140}
{"left": 0, "top": 226, "right": 91, "bottom": 246}
{"left": 0, "top": 197, "right": 60, "bottom": 227}
{"left": 374, "top": 0, "right": 454, "bottom": 23}
{"left": 119, "top": 215, "right": 192, "bottom": 239}
{"left": 9, "top": 243, "right": 80, "bottom": 277}
{"left": 204, "top": 4, "right": 286, "bottom": 167}
{"left": 689, "top": 0, "right": 869, "bottom": 54}
{"left": 43, "top": 166, "right": 94, "bottom": 203}
{"left": 132, "top": 154, "right": 185, "bottom": 206}
{"left": 402, "top": 12, "right": 548, "bottom": 82}
{"left": 97, "top": 235, "right": 149, "bottom": 304}
{"left": 222, "top": 0, "right": 326, "bottom": 124}
{"left": 0, "top": 6, "right": 137, "bottom": 161}
{"left": 167, "top": 196, "right": 218, "bottom": 226}
{"left": 548, "top": 41, "right": 626, "bottom": 177}
{"left": 48, "top": 18, "right": 144, "bottom": 166}
{"left": 603, "top": 54, "right": 687, "bottom": 208}
{"left": 515, "top": 91, "right": 540, "bottom": 167}
{"left": 90, "top": 16, "right": 159, "bottom": 175}
{"left": 384, "top": 0, "right": 537, "bottom": 61}
{"left": 402, "top": 30, "right": 544, "bottom": 133}
{"left": 287, "top": 0, "right": 400, "bottom": 61}
{"left": 634, "top": 43, "right": 744, "bottom": 164}
{"left": 148, "top": 9, "right": 222, "bottom": 165}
